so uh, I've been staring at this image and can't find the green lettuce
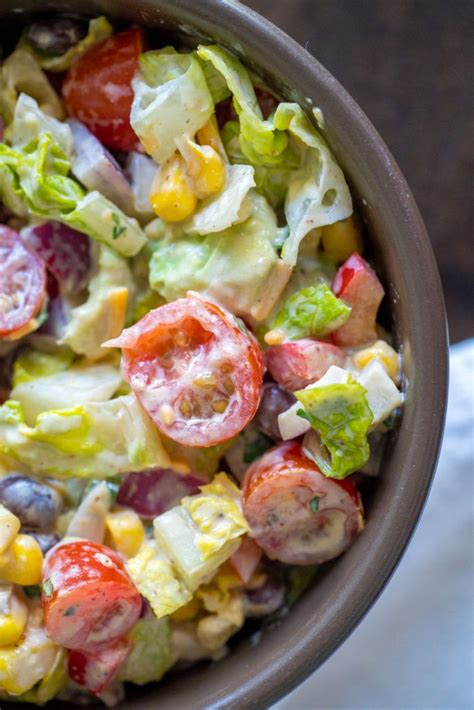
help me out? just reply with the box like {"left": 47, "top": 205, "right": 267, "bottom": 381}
{"left": 295, "top": 377, "right": 373, "bottom": 479}
{"left": 119, "top": 617, "right": 174, "bottom": 685}
{"left": 19, "top": 16, "right": 113, "bottom": 72}
{"left": 148, "top": 193, "right": 288, "bottom": 320}
{"left": 0, "top": 394, "right": 171, "bottom": 479}
{"left": 0, "top": 133, "right": 147, "bottom": 256}
{"left": 0, "top": 143, "right": 28, "bottom": 215}
{"left": 272, "top": 103, "right": 353, "bottom": 265}
{"left": 197, "top": 44, "right": 289, "bottom": 166}
{"left": 272, "top": 283, "right": 351, "bottom": 340}
{"left": 12, "top": 348, "right": 74, "bottom": 386}
{"left": 0, "top": 48, "right": 64, "bottom": 124}
{"left": 131, "top": 49, "right": 214, "bottom": 163}
{"left": 12, "top": 93, "right": 72, "bottom": 155}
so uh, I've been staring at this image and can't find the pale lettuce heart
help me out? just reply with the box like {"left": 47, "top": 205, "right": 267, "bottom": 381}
{"left": 131, "top": 50, "right": 213, "bottom": 163}
{"left": 12, "top": 93, "right": 73, "bottom": 156}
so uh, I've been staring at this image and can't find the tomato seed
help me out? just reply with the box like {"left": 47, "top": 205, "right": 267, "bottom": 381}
{"left": 159, "top": 404, "right": 175, "bottom": 426}
{"left": 212, "top": 399, "right": 228, "bottom": 413}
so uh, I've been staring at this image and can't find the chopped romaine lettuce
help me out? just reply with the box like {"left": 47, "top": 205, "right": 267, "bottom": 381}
{"left": 272, "top": 283, "right": 351, "bottom": 340}
{"left": 12, "top": 93, "right": 72, "bottom": 155}
{"left": 10, "top": 361, "right": 121, "bottom": 426}
{"left": 61, "top": 245, "right": 135, "bottom": 360}
{"left": 0, "top": 143, "right": 28, "bottom": 215}
{"left": 2, "top": 648, "right": 68, "bottom": 705}
{"left": 0, "top": 48, "right": 64, "bottom": 124}
{"left": 148, "top": 193, "right": 290, "bottom": 321}
{"left": 0, "top": 394, "right": 170, "bottom": 479}
{"left": 295, "top": 376, "right": 373, "bottom": 478}
{"left": 197, "top": 45, "right": 289, "bottom": 166}
{"left": 19, "top": 16, "right": 113, "bottom": 72}
{"left": 131, "top": 49, "right": 213, "bottom": 163}
{"left": 119, "top": 617, "right": 174, "bottom": 685}
{"left": 272, "top": 103, "right": 353, "bottom": 265}
{"left": 12, "top": 348, "right": 74, "bottom": 386}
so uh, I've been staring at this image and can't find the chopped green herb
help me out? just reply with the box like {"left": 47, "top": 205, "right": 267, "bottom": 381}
{"left": 64, "top": 606, "right": 76, "bottom": 617}
{"left": 309, "top": 496, "right": 320, "bottom": 512}
{"left": 112, "top": 212, "right": 127, "bottom": 239}
{"left": 42, "top": 578, "right": 54, "bottom": 598}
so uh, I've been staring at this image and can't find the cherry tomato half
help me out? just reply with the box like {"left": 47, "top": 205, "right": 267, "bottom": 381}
{"left": 265, "top": 339, "right": 347, "bottom": 391}
{"left": 63, "top": 28, "right": 143, "bottom": 151}
{"left": 42, "top": 540, "right": 141, "bottom": 652}
{"left": 243, "top": 441, "right": 364, "bottom": 565}
{"left": 68, "top": 637, "right": 131, "bottom": 695}
{"left": 106, "top": 293, "right": 265, "bottom": 447}
{"left": 0, "top": 226, "right": 47, "bottom": 337}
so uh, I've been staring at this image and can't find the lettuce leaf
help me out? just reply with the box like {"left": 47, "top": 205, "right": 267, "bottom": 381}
{"left": 131, "top": 49, "right": 213, "bottom": 163}
{"left": 19, "top": 16, "right": 113, "bottom": 72}
{"left": 0, "top": 48, "right": 64, "bottom": 124}
{"left": 272, "top": 103, "right": 353, "bottom": 265}
{"left": 119, "top": 617, "right": 174, "bottom": 685}
{"left": 197, "top": 45, "right": 289, "bottom": 166}
{"left": 0, "top": 394, "right": 170, "bottom": 479}
{"left": 12, "top": 348, "right": 74, "bottom": 386}
{"left": 148, "top": 193, "right": 289, "bottom": 320}
{"left": 295, "top": 377, "right": 372, "bottom": 478}
{"left": 0, "top": 143, "right": 28, "bottom": 216}
{"left": 272, "top": 283, "right": 351, "bottom": 340}
{"left": 12, "top": 93, "right": 72, "bottom": 155}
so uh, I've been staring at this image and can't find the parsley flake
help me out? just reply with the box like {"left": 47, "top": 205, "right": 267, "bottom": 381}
{"left": 310, "top": 496, "right": 320, "bottom": 512}
{"left": 42, "top": 578, "right": 54, "bottom": 598}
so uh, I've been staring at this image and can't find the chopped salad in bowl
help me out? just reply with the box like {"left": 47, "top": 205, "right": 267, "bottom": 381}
{"left": 0, "top": 15, "right": 403, "bottom": 706}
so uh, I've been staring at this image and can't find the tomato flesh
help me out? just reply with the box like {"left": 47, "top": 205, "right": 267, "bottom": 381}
{"left": 68, "top": 637, "right": 131, "bottom": 695}
{"left": 42, "top": 540, "right": 141, "bottom": 651}
{"left": 243, "top": 441, "right": 364, "bottom": 565}
{"left": 0, "top": 226, "right": 47, "bottom": 337}
{"left": 106, "top": 294, "right": 265, "bottom": 447}
{"left": 266, "top": 339, "right": 347, "bottom": 391}
{"left": 63, "top": 29, "right": 143, "bottom": 151}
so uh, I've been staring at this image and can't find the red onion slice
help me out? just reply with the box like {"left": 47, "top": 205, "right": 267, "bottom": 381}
{"left": 117, "top": 468, "right": 205, "bottom": 519}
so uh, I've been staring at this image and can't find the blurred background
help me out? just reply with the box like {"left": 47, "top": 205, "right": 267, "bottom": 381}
{"left": 245, "top": 0, "right": 473, "bottom": 342}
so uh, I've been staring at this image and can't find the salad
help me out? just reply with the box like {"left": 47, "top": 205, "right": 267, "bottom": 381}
{"left": 0, "top": 16, "right": 403, "bottom": 706}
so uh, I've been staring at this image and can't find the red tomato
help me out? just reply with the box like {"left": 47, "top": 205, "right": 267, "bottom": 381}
{"left": 243, "top": 441, "right": 364, "bottom": 565}
{"left": 42, "top": 540, "right": 141, "bottom": 651}
{"left": 230, "top": 535, "right": 262, "bottom": 584}
{"left": 63, "top": 29, "right": 143, "bottom": 151}
{"left": 266, "top": 339, "right": 347, "bottom": 391}
{"left": 0, "top": 226, "right": 47, "bottom": 337}
{"left": 68, "top": 637, "right": 131, "bottom": 695}
{"left": 106, "top": 293, "right": 265, "bottom": 447}
{"left": 332, "top": 253, "right": 385, "bottom": 347}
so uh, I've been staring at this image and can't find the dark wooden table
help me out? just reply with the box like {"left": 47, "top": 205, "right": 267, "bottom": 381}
{"left": 245, "top": 0, "right": 473, "bottom": 342}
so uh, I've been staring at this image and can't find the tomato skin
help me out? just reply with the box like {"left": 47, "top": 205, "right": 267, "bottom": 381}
{"left": 107, "top": 294, "right": 265, "bottom": 447}
{"left": 63, "top": 29, "right": 143, "bottom": 151}
{"left": 68, "top": 637, "right": 131, "bottom": 695}
{"left": 230, "top": 535, "right": 262, "bottom": 584}
{"left": 243, "top": 441, "right": 364, "bottom": 565}
{"left": 0, "top": 226, "right": 47, "bottom": 337}
{"left": 42, "top": 540, "right": 141, "bottom": 651}
{"left": 266, "top": 339, "right": 347, "bottom": 391}
{"left": 332, "top": 253, "right": 384, "bottom": 346}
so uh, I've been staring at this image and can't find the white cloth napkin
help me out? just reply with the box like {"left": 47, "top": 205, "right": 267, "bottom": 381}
{"left": 274, "top": 339, "right": 474, "bottom": 710}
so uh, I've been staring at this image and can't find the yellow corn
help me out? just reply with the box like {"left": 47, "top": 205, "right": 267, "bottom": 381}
{"left": 171, "top": 596, "right": 202, "bottom": 622}
{"left": 0, "top": 534, "right": 43, "bottom": 586}
{"left": 353, "top": 339, "right": 400, "bottom": 382}
{"left": 105, "top": 509, "right": 145, "bottom": 559}
{"left": 177, "top": 135, "right": 226, "bottom": 200}
{"left": 0, "top": 505, "right": 20, "bottom": 555}
{"left": 196, "top": 116, "right": 227, "bottom": 160}
{"left": 0, "top": 585, "right": 28, "bottom": 646}
{"left": 150, "top": 153, "right": 198, "bottom": 222}
{"left": 105, "top": 287, "right": 129, "bottom": 341}
{"left": 321, "top": 216, "right": 363, "bottom": 263}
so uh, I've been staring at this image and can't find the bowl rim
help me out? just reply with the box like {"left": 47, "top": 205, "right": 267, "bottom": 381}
{"left": 0, "top": 1, "right": 448, "bottom": 708}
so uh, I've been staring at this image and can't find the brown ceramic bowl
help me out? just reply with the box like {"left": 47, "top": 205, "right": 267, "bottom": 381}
{"left": 1, "top": 1, "right": 448, "bottom": 708}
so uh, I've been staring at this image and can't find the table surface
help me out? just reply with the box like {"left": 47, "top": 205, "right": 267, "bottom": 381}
{"left": 246, "top": 0, "right": 473, "bottom": 342}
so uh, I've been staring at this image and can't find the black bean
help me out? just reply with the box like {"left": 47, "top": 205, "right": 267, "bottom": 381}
{"left": 23, "top": 530, "right": 60, "bottom": 554}
{"left": 256, "top": 383, "right": 295, "bottom": 440}
{"left": 0, "top": 476, "right": 62, "bottom": 530}
{"left": 24, "top": 19, "right": 89, "bottom": 58}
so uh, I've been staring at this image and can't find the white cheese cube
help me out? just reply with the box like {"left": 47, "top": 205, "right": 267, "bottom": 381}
{"left": 358, "top": 360, "right": 403, "bottom": 426}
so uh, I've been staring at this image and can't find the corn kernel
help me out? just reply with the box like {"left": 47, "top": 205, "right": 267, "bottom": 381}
{"left": 353, "top": 339, "right": 400, "bottom": 382}
{"left": 150, "top": 153, "right": 198, "bottom": 222}
{"left": 321, "top": 216, "right": 363, "bottom": 263}
{"left": 196, "top": 116, "right": 227, "bottom": 159}
{"left": 171, "top": 596, "right": 202, "bottom": 622}
{"left": 0, "top": 534, "right": 43, "bottom": 586}
{"left": 176, "top": 135, "right": 226, "bottom": 199}
{"left": 264, "top": 328, "right": 286, "bottom": 346}
{"left": 0, "top": 504, "right": 20, "bottom": 555}
{"left": 106, "top": 287, "right": 129, "bottom": 341}
{"left": 0, "top": 585, "right": 28, "bottom": 646}
{"left": 105, "top": 509, "right": 145, "bottom": 559}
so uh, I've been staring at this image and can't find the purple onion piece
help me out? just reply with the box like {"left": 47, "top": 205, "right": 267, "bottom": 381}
{"left": 125, "top": 151, "right": 157, "bottom": 221}
{"left": 256, "top": 383, "right": 296, "bottom": 440}
{"left": 22, "top": 221, "right": 91, "bottom": 296}
{"left": 117, "top": 468, "right": 205, "bottom": 519}
{"left": 244, "top": 574, "right": 287, "bottom": 617}
{"left": 68, "top": 118, "right": 135, "bottom": 216}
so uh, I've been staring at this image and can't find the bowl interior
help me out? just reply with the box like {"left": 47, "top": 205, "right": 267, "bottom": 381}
{"left": 0, "top": 1, "right": 448, "bottom": 708}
